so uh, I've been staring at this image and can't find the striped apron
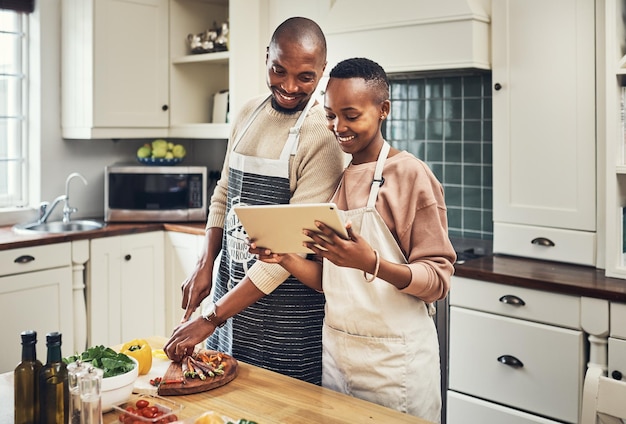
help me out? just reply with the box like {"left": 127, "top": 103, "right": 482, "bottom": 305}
{"left": 206, "top": 95, "right": 325, "bottom": 385}
{"left": 322, "top": 142, "right": 442, "bottom": 421}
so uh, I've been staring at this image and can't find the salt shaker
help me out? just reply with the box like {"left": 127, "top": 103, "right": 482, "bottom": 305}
{"left": 79, "top": 366, "right": 104, "bottom": 424}
{"left": 67, "top": 360, "right": 88, "bottom": 424}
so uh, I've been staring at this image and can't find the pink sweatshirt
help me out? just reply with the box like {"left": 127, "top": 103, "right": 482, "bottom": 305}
{"left": 333, "top": 151, "right": 456, "bottom": 303}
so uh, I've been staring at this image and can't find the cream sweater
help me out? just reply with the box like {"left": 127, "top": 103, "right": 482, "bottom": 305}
{"left": 333, "top": 151, "right": 456, "bottom": 303}
{"left": 207, "top": 94, "right": 346, "bottom": 294}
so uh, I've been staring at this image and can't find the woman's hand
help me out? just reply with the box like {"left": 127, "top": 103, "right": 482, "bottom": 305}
{"left": 304, "top": 221, "right": 377, "bottom": 274}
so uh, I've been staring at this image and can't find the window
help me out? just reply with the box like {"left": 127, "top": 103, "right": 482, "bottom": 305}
{"left": 385, "top": 71, "right": 493, "bottom": 240}
{"left": 0, "top": 7, "right": 28, "bottom": 208}
{"left": 0, "top": 0, "right": 34, "bottom": 211}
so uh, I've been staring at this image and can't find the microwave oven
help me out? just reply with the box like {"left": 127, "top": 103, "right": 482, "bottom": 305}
{"left": 105, "top": 164, "right": 208, "bottom": 222}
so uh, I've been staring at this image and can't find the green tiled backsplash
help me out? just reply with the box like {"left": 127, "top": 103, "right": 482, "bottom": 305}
{"left": 385, "top": 72, "right": 493, "bottom": 240}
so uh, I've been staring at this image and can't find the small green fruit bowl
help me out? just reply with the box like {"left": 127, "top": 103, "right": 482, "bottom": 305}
{"left": 137, "top": 157, "right": 183, "bottom": 166}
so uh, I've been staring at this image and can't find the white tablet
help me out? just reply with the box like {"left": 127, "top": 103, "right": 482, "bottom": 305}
{"left": 233, "top": 203, "right": 348, "bottom": 254}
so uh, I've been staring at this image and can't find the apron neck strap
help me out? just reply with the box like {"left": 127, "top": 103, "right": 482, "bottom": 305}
{"left": 281, "top": 90, "right": 319, "bottom": 160}
{"left": 366, "top": 141, "right": 391, "bottom": 208}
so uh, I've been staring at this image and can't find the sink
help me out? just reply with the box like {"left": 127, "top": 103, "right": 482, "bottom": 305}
{"left": 13, "top": 219, "right": 105, "bottom": 234}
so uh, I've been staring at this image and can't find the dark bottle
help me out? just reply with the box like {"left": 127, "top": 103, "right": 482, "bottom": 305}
{"left": 14, "top": 330, "right": 43, "bottom": 424}
{"left": 39, "top": 332, "right": 69, "bottom": 424}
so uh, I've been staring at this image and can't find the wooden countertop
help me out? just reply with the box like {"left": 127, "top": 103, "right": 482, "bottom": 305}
{"left": 0, "top": 221, "right": 206, "bottom": 251}
{"left": 454, "top": 254, "right": 626, "bottom": 302}
{"left": 0, "top": 336, "right": 433, "bottom": 424}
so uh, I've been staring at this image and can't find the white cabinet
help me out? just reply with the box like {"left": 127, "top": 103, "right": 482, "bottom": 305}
{"left": 89, "top": 232, "right": 165, "bottom": 347}
{"left": 61, "top": 0, "right": 231, "bottom": 140}
{"left": 447, "top": 277, "right": 585, "bottom": 424}
{"left": 491, "top": 0, "right": 597, "bottom": 266}
{"left": 164, "top": 231, "right": 204, "bottom": 335}
{"left": 0, "top": 244, "right": 74, "bottom": 373}
{"left": 609, "top": 302, "right": 626, "bottom": 381}
{"left": 61, "top": 0, "right": 170, "bottom": 139}
{"left": 604, "top": 0, "right": 626, "bottom": 279}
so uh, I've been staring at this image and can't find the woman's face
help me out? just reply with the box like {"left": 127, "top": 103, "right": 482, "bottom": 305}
{"left": 324, "top": 77, "right": 389, "bottom": 164}
{"left": 265, "top": 39, "right": 326, "bottom": 113}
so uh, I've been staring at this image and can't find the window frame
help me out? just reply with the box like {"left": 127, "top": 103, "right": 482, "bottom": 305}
{"left": 0, "top": 8, "right": 29, "bottom": 210}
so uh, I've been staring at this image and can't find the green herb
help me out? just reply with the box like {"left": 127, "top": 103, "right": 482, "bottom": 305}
{"left": 63, "top": 345, "right": 135, "bottom": 378}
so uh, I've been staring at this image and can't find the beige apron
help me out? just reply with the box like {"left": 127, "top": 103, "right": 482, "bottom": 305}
{"left": 322, "top": 142, "right": 442, "bottom": 422}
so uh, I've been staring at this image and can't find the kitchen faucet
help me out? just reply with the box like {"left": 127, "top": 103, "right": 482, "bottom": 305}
{"left": 38, "top": 172, "right": 88, "bottom": 223}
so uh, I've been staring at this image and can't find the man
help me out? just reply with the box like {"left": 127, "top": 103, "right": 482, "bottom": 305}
{"left": 164, "top": 17, "right": 345, "bottom": 385}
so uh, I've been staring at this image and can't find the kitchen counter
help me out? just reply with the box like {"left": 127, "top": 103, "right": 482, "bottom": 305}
{"left": 2, "top": 220, "right": 626, "bottom": 301}
{"left": 0, "top": 336, "right": 433, "bottom": 424}
{"left": 0, "top": 221, "right": 206, "bottom": 251}
{"left": 454, "top": 254, "right": 626, "bottom": 302}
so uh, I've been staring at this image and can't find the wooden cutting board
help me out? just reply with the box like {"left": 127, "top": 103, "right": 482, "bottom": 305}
{"left": 157, "top": 349, "right": 238, "bottom": 396}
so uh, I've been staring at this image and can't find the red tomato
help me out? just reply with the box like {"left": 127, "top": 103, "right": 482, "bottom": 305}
{"left": 135, "top": 399, "right": 150, "bottom": 409}
{"left": 141, "top": 408, "right": 157, "bottom": 418}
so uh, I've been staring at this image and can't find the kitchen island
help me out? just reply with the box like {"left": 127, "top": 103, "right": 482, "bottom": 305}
{"left": 0, "top": 336, "right": 433, "bottom": 424}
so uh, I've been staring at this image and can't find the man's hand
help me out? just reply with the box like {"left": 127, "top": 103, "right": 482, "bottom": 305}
{"left": 164, "top": 317, "right": 216, "bottom": 362}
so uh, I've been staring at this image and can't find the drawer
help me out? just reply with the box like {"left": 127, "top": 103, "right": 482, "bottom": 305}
{"left": 609, "top": 337, "right": 626, "bottom": 381}
{"left": 449, "top": 307, "right": 583, "bottom": 423}
{"left": 0, "top": 243, "right": 72, "bottom": 277}
{"left": 447, "top": 391, "right": 563, "bottom": 424}
{"left": 611, "top": 302, "right": 626, "bottom": 339}
{"left": 450, "top": 277, "right": 581, "bottom": 329}
{"left": 493, "top": 222, "right": 596, "bottom": 266}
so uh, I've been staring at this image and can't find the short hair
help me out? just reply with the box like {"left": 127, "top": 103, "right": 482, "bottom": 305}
{"left": 329, "top": 58, "right": 390, "bottom": 103}
{"left": 269, "top": 17, "right": 327, "bottom": 60}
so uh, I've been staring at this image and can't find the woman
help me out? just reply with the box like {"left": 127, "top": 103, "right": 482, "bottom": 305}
{"left": 251, "top": 57, "right": 456, "bottom": 422}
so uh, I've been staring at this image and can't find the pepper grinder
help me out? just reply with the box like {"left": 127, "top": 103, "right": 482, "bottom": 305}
{"left": 68, "top": 360, "right": 88, "bottom": 424}
{"left": 79, "top": 366, "right": 103, "bottom": 424}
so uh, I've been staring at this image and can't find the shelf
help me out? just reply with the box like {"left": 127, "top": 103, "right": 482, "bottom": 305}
{"left": 618, "top": 165, "right": 626, "bottom": 174}
{"left": 168, "top": 123, "right": 230, "bottom": 139}
{"left": 172, "top": 51, "right": 229, "bottom": 65}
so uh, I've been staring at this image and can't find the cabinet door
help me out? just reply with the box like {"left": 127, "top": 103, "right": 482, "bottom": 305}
{"left": 164, "top": 232, "right": 204, "bottom": 335}
{"left": 0, "top": 267, "right": 74, "bottom": 373}
{"left": 62, "top": 0, "right": 169, "bottom": 138}
{"left": 89, "top": 232, "right": 165, "bottom": 347}
{"left": 94, "top": 0, "right": 169, "bottom": 128}
{"left": 449, "top": 307, "right": 584, "bottom": 423}
{"left": 447, "top": 391, "right": 563, "bottom": 424}
{"left": 492, "top": 0, "right": 596, "bottom": 231}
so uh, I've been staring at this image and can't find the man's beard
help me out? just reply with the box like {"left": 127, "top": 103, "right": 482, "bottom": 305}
{"left": 271, "top": 96, "right": 305, "bottom": 115}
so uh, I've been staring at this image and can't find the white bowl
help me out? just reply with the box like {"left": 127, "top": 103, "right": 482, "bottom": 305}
{"left": 101, "top": 356, "right": 139, "bottom": 412}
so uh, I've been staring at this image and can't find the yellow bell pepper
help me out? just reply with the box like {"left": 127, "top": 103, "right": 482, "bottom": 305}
{"left": 120, "top": 339, "right": 152, "bottom": 375}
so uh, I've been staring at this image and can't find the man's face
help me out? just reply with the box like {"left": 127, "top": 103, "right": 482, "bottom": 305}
{"left": 265, "top": 39, "right": 326, "bottom": 113}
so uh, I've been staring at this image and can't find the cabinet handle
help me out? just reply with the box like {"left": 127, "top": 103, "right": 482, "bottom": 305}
{"left": 494, "top": 82, "right": 502, "bottom": 91}
{"left": 612, "top": 370, "right": 623, "bottom": 380}
{"left": 499, "top": 294, "right": 526, "bottom": 306}
{"left": 124, "top": 254, "right": 131, "bottom": 261}
{"left": 531, "top": 237, "right": 555, "bottom": 247}
{"left": 14, "top": 255, "right": 35, "bottom": 264}
{"left": 162, "top": 105, "right": 169, "bottom": 111}
{"left": 497, "top": 355, "right": 524, "bottom": 368}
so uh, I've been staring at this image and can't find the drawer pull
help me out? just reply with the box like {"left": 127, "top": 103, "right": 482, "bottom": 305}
{"left": 497, "top": 355, "right": 524, "bottom": 368}
{"left": 14, "top": 255, "right": 35, "bottom": 264}
{"left": 531, "top": 237, "right": 555, "bottom": 247}
{"left": 499, "top": 295, "right": 526, "bottom": 306}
